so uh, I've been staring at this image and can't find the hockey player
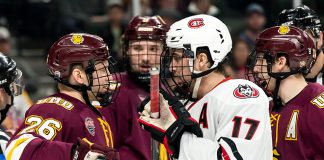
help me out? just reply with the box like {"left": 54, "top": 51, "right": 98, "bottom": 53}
{"left": 5, "top": 33, "right": 121, "bottom": 160}
{"left": 278, "top": 5, "right": 324, "bottom": 84}
{"left": 0, "top": 54, "right": 23, "bottom": 160}
{"left": 246, "top": 25, "right": 324, "bottom": 159}
{"left": 138, "top": 14, "right": 272, "bottom": 159}
{"left": 101, "top": 16, "right": 168, "bottom": 160}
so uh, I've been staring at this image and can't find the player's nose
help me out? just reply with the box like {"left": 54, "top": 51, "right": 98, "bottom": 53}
{"left": 253, "top": 64, "right": 261, "bottom": 73}
{"left": 169, "top": 63, "right": 177, "bottom": 73}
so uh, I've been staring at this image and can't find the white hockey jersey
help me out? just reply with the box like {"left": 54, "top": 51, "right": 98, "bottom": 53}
{"left": 178, "top": 78, "right": 272, "bottom": 160}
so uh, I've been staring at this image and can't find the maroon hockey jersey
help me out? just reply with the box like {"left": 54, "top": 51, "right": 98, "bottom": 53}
{"left": 271, "top": 83, "right": 324, "bottom": 160}
{"left": 101, "top": 72, "right": 152, "bottom": 160}
{"left": 5, "top": 92, "right": 114, "bottom": 160}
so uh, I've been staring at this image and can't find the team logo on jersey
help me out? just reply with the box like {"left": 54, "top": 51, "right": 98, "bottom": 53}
{"left": 85, "top": 117, "right": 95, "bottom": 136}
{"left": 71, "top": 34, "right": 84, "bottom": 44}
{"left": 233, "top": 84, "right": 259, "bottom": 99}
{"left": 188, "top": 18, "right": 204, "bottom": 29}
{"left": 278, "top": 25, "right": 290, "bottom": 35}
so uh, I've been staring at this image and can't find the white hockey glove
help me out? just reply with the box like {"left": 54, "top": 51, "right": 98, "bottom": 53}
{"left": 138, "top": 90, "right": 203, "bottom": 158}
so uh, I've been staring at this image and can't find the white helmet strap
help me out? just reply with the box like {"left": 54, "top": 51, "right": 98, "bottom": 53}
{"left": 192, "top": 70, "right": 202, "bottom": 99}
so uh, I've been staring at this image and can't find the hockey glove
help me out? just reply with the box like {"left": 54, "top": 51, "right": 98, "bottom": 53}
{"left": 72, "top": 138, "right": 119, "bottom": 160}
{"left": 138, "top": 90, "right": 203, "bottom": 158}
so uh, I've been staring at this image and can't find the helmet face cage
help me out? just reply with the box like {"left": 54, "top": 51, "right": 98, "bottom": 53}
{"left": 126, "top": 40, "right": 164, "bottom": 83}
{"left": 86, "top": 56, "right": 121, "bottom": 106}
{"left": 122, "top": 16, "right": 168, "bottom": 84}
{"left": 9, "top": 69, "right": 24, "bottom": 96}
{"left": 160, "top": 47, "right": 194, "bottom": 100}
{"left": 0, "top": 55, "right": 24, "bottom": 97}
{"left": 246, "top": 51, "right": 274, "bottom": 95}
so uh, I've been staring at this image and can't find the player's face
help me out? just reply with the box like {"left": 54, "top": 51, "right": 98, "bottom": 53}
{"left": 128, "top": 40, "right": 163, "bottom": 73}
{"left": 88, "top": 60, "right": 120, "bottom": 102}
{"left": 168, "top": 48, "right": 192, "bottom": 88}
{"left": 0, "top": 88, "right": 11, "bottom": 110}
{"left": 252, "top": 53, "right": 276, "bottom": 92}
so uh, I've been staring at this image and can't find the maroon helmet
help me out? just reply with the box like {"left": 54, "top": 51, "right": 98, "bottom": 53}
{"left": 246, "top": 26, "right": 316, "bottom": 110}
{"left": 124, "top": 15, "right": 168, "bottom": 44}
{"left": 122, "top": 16, "right": 168, "bottom": 85}
{"left": 246, "top": 25, "right": 316, "bottom": 91}
{"left": 47, "top": 33, "right": 121, "bottom": 106}
{"left": 47, "top": 33, "right": 109, "bottom": 79}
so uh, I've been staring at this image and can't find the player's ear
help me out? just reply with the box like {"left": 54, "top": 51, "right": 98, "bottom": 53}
{"left": 196, "top": 53, "right": 209, "bottom": 70}
{"left": 277, "top": 56, "right": 289, "bottom": 71}
{"left": 70, "top": 66, "right": 87, "bottom": 85}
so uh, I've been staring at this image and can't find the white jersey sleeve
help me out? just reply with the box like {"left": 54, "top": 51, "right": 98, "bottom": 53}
{"left": 179, "top": 79, "right": 272, "bottom": 160}
{"left": 0, "top": 129, "right": 9, "bottom": 160}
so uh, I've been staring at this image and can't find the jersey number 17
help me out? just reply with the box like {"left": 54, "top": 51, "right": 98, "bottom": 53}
{"left": 232, "top": 116, "right": 260, "bottom": 140}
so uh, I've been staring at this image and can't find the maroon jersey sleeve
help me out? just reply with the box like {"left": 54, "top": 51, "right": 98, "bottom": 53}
{"left": 5, "top": 101, "right": 75, "bottom": 160}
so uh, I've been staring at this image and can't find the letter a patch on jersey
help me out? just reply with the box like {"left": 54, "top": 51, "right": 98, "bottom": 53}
{"left": 233, "top": 84, "right": 259, "bottom": 99}
{"left": 285, "top": 110, "right": 299, "bottom": 141}
{"left": 199, "top": 103, "right": 208, "bottom": 128}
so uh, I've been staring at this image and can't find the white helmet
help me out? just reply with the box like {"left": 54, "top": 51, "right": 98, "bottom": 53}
{"left": 166, "top": 14, "right": 232, "bottom": 69}
{"left": 161, "top": 14, "right": 232, "bottom": 100}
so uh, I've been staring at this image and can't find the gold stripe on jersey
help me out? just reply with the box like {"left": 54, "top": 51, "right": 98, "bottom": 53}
{"left": 270, "top": 114, "right": 280, "bottom": 147}
{"left": 159, "top": 143, "right": 168, "bottom": 160}
{"left": 98, "top": 118, "right": 114, "bottom": 148}
{"left": 6, "top": 137, "right": 29, "bottom": 160}
{"left": 6, "top": 134, "right": 37, "bottom": 160}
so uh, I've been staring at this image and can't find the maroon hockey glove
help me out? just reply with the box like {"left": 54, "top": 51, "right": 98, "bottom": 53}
{"left": 72, "top": 138, "right": 119, "bottom": 160}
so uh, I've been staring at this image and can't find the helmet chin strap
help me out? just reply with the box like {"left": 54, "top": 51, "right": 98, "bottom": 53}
{"left": 188, "top": 53, "right": 220, "bottom": 99}
{"left": 192, "top": 70, "right": 202, "bottom": 99}
{"left": 53, "top": 76, "right": 103, "bottom": 116}
{"left": 191, "top": 67, "right": 218, "bottom": 99}
{"left": 268, "top": 69, "right": 300, "bottom": 111}
{"left": 272, "top": 78, "right": 283, "bottom": 112}
{"left": 189, "top": 58, "right": 200, "bottom": 99}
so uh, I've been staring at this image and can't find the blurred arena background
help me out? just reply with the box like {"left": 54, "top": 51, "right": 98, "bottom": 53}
{"left": 0, "top": 0, "right": 322, "bottom": 102}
